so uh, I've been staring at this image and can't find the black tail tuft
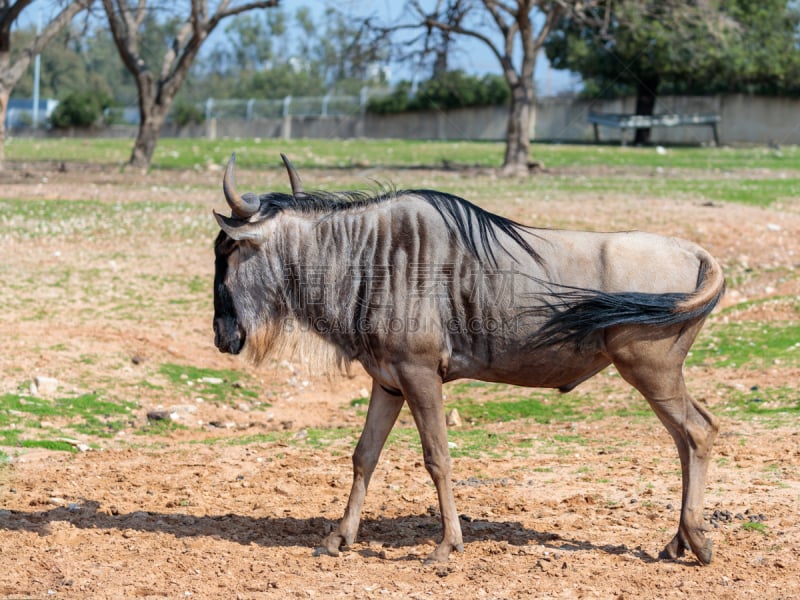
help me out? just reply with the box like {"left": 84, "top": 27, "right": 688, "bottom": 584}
{"left": 533, "top": 285, "right": 722, "bottom": 349}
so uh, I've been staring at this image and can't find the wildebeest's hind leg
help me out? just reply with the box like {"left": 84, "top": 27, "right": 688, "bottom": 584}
{"left": 321, "top": 382, "right": 404, "bottom": 556}
{"left": 608, "top": 326, "right": 719, "bottom": 565}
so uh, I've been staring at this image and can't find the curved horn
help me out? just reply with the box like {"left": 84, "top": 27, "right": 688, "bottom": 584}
{"left": 280, "top": 153, "right": 305, "bottom": 197}
{"left": 223, "top": 153, "right": 260, "bottom": 218}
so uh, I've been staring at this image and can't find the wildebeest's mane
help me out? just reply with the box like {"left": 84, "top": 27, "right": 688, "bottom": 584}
{"left": 419, "top": 190, "right": 543, "bottom": 267}
{"left": 258, "top": 187, "right": 542, "bottom": 266}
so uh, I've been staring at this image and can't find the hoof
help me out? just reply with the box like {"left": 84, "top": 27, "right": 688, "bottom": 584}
{"left": 659, "top": 534, "right": 689, "bottom": 560}
{"left": 423, "top": 542, "right": 464, "bottom": 565}
{"left": 319, "top": 532, "right": 347, "bottom": 557}
{"left": 695, "top": 539, "right": 713, "bottom": 565}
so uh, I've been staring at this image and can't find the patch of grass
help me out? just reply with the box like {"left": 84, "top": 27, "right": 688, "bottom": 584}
{"left": 742, "top": 521, "right": 769, "bottom": 535}
{"left": 488, "top": 173, "right": 800, "bottom": 208}
{"left": 529, "top": 142, "right": 800, "bottom": 171}
{"left": 8, "top": 138, "right": 800, "bottom": 172}
{"left": 134, "top": 418, "right": 186, "bottom": 436}
{"left": 299, "top": 427, "right": 357, "bottom": 449}
{"left": 448, "top": 429, "right": 509, "bottom": 458}
{"left": 19, "top": 440, "right": 79, "bottom": 453}
{"left": 158, "top": 363, "right": 260, "bottom": 406}
{"left": 688, "top": 321, "right": 800, "bottom": 368}
{"left": 386, "top": 427, "right": 422, "bottom": 452}
{"left": 221, "top": 432, "right": 289, "bottom": 446}
{"left": 717, "top": 386, "right": 799, "bottom": 426}
{"left": 0, "top": 392, "right": 137, "bottom": 449}
{"left": 446, "top": 382, "right": 650, "bottom": 426}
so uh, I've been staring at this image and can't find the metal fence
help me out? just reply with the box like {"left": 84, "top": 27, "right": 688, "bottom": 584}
{"left": 8, "top": 88, "right": 394, "bottom": 130}
{"left": 202, "top": 88, "right": 391, "bottom": 121}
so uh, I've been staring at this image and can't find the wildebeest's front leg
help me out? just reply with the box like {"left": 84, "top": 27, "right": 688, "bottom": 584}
{"left": 321, "top": 381, "right": 404, "bottom": 556}
{"left": 398, "top": 367, "right": 464, "bottom": 563}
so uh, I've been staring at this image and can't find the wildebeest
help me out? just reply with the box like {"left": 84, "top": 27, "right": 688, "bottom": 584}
{"left": 213, "top": 153, "right": 725, "bottom": 565}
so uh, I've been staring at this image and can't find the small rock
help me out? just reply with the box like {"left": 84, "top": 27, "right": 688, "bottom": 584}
{"left": 58, "top": 438, "right": 91, "bottom": 453}
{"left": 198, "top": 377, "right": 224, "bottom": 385}
{"left": 33, "top": 376, "right": 59, "bottom": 396}
{"left": 446, "top": 408, "right": 462, "bottom": 427}
{"left": 274, "top": 484, "right": 292, "bottom": 496}
{"left": 146, "top": 410, "right": 170, "bottom": 421}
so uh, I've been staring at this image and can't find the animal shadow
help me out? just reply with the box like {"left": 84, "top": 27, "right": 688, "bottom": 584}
{"left": 0, "top": 501, "right": 661, "bottom": 563}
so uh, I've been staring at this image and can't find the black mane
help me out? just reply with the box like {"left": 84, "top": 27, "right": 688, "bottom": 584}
{"left": 256, "top": 187, "right": 542, "bottom": 266}
{"left": 419, "top": 190, "right": 543, "bottom": 267}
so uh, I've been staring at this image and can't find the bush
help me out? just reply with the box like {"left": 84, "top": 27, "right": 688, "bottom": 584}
{"left": 366, "top": 81, "right": 413, "bottom": 114}
{"left": 50, "top": 92, "right": 111, "bottom": 129}
{"left": 367, "top": 71, "right": 510, "bottom": 114}
{"left": 171, "top": 101, "right": 205, "bottom": 127}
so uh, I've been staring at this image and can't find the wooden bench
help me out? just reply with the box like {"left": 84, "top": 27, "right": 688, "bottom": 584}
{"left": 588, "top": 111, "right": 721, "bottom": 146}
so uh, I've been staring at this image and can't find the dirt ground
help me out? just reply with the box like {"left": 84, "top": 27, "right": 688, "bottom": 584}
{"left": 1, "top": 160, "right": 799, "bottom": 599}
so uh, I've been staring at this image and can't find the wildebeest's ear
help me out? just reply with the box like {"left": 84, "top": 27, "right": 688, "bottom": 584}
{"left": 213, "top": 210, "right": 269, "bottom": 242}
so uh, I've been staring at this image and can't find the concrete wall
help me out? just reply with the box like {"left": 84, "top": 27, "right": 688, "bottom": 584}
{"left": 38, "top": 94, "right": 800, "bottom": 145}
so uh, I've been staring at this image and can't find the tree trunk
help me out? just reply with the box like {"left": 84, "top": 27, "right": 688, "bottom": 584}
{"left": 502, "top": 83, "right": 533, "bottom": 175}
{"left": 130, "top": 109, "right": 167, "bottom": 168}
{"left": 0, "top": 88, "right": 8, "bottom": 165}
{"left": 633, "top": 75, "right": 659, "bottom": 145}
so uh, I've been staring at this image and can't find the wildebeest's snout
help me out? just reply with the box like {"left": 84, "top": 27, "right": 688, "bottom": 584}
{"left": 213, "top": 316, "right": 246, "bottom": 354}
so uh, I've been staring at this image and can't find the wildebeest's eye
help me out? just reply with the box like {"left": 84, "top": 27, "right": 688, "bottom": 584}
{"left": 214, "top": 230, "right": 238, "bottom": 256}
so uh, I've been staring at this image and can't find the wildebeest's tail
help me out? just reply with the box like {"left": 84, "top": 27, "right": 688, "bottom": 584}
{"left": 534, "top": 247, "right": 725, "bottom": 348}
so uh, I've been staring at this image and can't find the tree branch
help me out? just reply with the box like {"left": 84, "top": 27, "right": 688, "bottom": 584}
{"left": 101, "top": 0, "right": 142, "bottom": 76}
{"left": 209, "top": 0, "right": 279, "bottom": 30}
{"left": 420, "top": 14, "right": 507, "bottom": 68}
{"left": 6, "top": 0, "right": 93, "bottom": 85}
{"left": 0, "top": 0, "right": 34, "bottom": 33}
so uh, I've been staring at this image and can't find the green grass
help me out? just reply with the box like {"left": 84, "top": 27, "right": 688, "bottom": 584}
{"left": 158, "top": 363, "right": 261, "bottom": 406}
{"left": 718, "top": 386, "right": 799, "bottom": 426}
{"left": 0, "top": 196, "right": 207, "bottom": 240}
{"left": 688, "top": 321, "right": 800, "bottom": 368}
{"left": 4, "top": 139, "right": 797, "bottom": 210}
{"left": 449, "top": 429, "right": 509, "bottom": 458}
{"left": 554, "top": 175, "right": 800, "bottom": 207}
{"left": 8, "top": 137, "right": 800, "bottom": 173}
{"left": 445, "top": 380, "right": 651, "bottom": 426}
{"left": 18, "top": 440, "right": 80, "bottom": 452}
{"left": 742, "top": 521, "right": 770, "bottom": 535}
{"left": 0, "top": 392, "right": 137, "bottom": 448}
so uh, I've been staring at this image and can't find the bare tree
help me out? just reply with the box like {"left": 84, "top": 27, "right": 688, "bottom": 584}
{"left": 0, "top": 0, "right": 92, "bottom": 166}
{"left": 404, "top": 0, "right": 595, "bottom": 175}
{"left": 101, "top": 0, "right": 279, "bottom": 169}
